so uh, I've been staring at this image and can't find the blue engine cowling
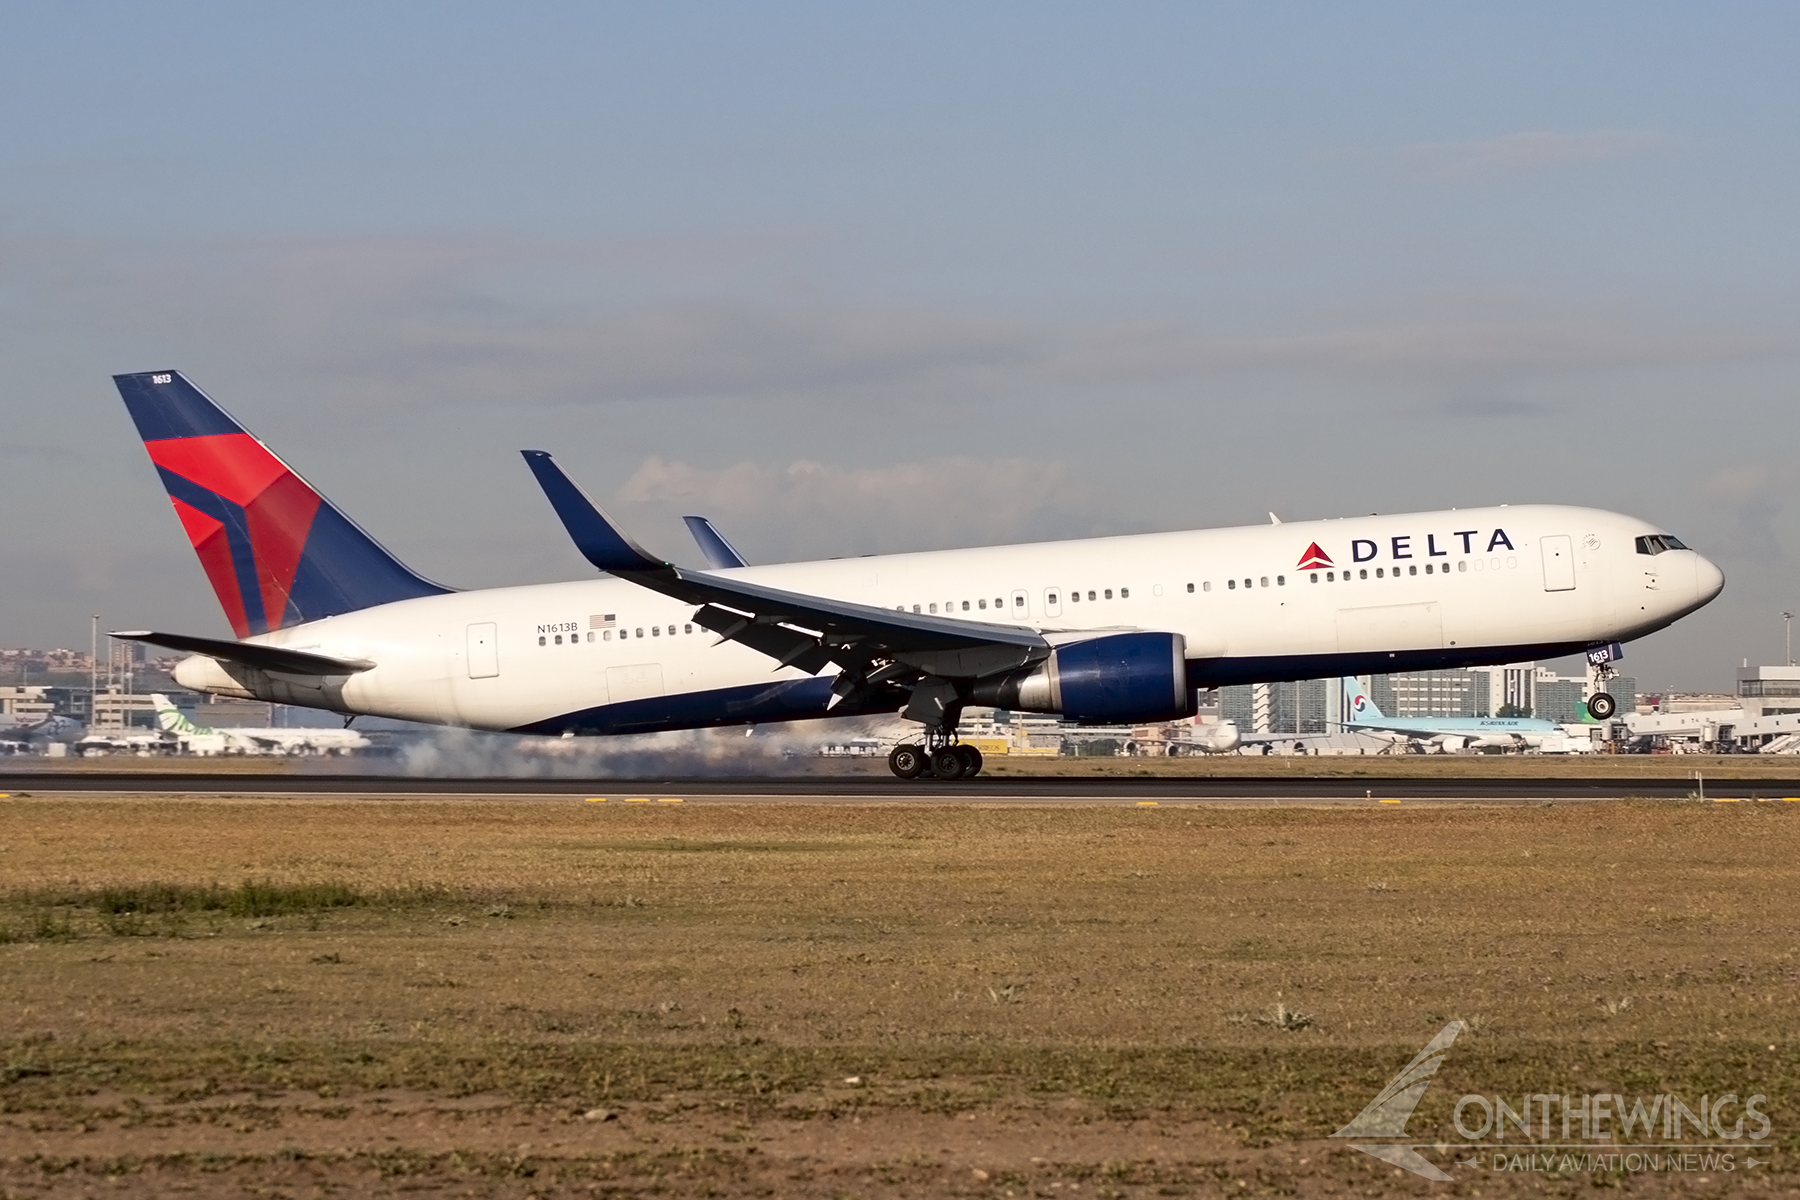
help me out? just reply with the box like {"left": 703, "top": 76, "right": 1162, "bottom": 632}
{"left": 969, "top": 631, "right": 1193, "bottom": 723}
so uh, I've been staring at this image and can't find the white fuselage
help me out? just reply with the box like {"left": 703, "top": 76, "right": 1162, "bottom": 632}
{"left": 174, "top": 504, "right": 1722, "bottom": 736}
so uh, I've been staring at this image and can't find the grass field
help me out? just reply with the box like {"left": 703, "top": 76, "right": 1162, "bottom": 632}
{"left": 2, "top": 795, "right": 1796, "bottom": 1197}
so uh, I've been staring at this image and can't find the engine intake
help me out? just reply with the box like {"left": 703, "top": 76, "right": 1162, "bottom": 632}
{"left": 969, "top": 631, "right": 1192, "bottom": 724}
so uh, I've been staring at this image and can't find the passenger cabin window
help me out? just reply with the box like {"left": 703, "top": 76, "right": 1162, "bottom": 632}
{"left": 1259, "top": 577, "right": 1268, "bottom": 588}
{"left": 1087, "top": 590, "right": 1096, "bottom": 601}
{"left": 1203, "top": 581, "right": 1212, "bottom": 592}
{"left": 1408, "top": 566, "right": 1417, "bottom": 576}
{"left": 978, "top": 599, "right": 987, "bottom": 609}
{"left": 1047, "top": 592, "right": 1058, "bottom": 606}
{"left": 1277, "top": 575, "right": 1285, "bottom": 586}
{"left": 1104, "top": 589, "right": 1113, "bottom": 599}
{"left": 1120, "top": 587, "right": 1129, "bottom": 598}
{"left": 929, "top": 603, "right": 938, "bottom": 614}
{"left": 962, "top": 601, "right": 970, "bottom": 611}
{"left": 538, "top": 635, "right": 546, "bottom": 646}
{"left": 1186, "top": 582, "right": 1195, "bottom": 593}
{"left": 1228, "top": 579, "right": 1237, "bottom": 590}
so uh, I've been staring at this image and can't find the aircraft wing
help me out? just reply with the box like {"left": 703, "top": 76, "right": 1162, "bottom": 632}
{"left": 521, "top": 451, "right": 1048, "bottom": 683}
{"left": 112, "top": 631, "right": 375, "bottom": 675}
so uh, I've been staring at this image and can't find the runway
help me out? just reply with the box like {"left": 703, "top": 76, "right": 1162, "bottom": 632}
{"left": 3, "top": 771, "right": 1797, "bottom": 802}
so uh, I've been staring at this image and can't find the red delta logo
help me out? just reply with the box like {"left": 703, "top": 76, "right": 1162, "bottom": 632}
{"left": 1297, "top": 542, "right": 1333, "bottom": 570}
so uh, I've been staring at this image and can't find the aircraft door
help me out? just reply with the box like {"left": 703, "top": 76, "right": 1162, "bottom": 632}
{"left": 1541, "top": 535, "right": 1576, "bottom": 592}
{"left": 1042, "top": 587, "right": 1062, "bottom": 617}
{"left": 466, "top": 623, "right": 499, "bottom": 678}
{"left": 1010, "top": 589, "right": 1030, "bottom": 620}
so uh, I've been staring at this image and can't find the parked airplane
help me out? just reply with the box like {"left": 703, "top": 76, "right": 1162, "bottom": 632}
{"left": 149, "top": 693, "right": 370, "bottom": 755}
{"left": 110, "top": 371, "right": 1723, "bottom": 780}
{"left": 0, "top": 713, "right": 85, "bottom": 747}
{"left": 1340, "top": 676, "right": 1574, "bottom": 752}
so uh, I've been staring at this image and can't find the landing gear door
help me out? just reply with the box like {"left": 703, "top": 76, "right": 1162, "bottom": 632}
{"left": 1541, "top": 535, "right": 1576, "bottom": 592}
{"left": 466, "top": 622, "right": 499, "bottom": 679}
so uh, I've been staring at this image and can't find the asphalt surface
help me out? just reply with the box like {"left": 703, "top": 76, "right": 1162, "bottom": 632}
{"left": 3, "top": 772, "right": 1797, "bottom": 802}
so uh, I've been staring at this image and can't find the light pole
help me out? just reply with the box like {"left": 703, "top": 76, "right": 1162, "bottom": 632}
{"left": 1785, "top": 611, "right": 1795, "bottom": 668}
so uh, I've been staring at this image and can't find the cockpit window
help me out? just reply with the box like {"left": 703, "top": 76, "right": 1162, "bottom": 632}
{"left": 1635, "top": 534, "right": 1689, "bottom": 555}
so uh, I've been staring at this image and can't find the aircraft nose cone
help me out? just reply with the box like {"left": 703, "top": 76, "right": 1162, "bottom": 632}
{"left": 1695, "top": 555, "right": 1725, "bottom": 605}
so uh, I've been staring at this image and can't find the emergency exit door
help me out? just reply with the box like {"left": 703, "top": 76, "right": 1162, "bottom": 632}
{"left": 466, "top": 623, "right": 499, "bottom": 678}
{"left": 1541, "top": 536, "right": 1576, "bottom": 592}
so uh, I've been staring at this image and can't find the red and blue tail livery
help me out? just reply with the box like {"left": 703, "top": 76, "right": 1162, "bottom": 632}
{"left": 115, "top": 371, "right": 448, "bottom": 636}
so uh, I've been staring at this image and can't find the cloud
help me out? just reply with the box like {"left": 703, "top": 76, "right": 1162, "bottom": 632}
{"left": 1699, "top": 463, "right": 1789, "bottom": 559}
{"left": 613, "top": 454, "right": 1089, "bottom": 560}
{"left": 3, "top": 233, "right": 1787, "bottom": 415}
{"left": 1396, "top": 129, "right": 1667, "bottom": 182}
{"left": 1431, "top": 394, "right": 1554, "bottom": 419}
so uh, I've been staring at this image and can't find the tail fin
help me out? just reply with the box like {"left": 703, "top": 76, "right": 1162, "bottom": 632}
{"left": 1343, "top": 676, "right": 1382, "bottom": 722}
{"left": 150, "top": 694, "right": 205, "bottom": 735}
{"left": 116, "top": 371, "right": 450, "bottom": 636}
{"left": 682, "top": 515, "right": 750, "bottom": 569}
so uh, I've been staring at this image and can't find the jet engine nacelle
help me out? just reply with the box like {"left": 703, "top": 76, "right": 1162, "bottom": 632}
{"left": 970, "top": 632, "right": 1193, "bottom": 724}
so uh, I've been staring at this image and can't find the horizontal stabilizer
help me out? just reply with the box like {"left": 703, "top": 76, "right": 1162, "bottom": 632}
{"left": 112, "top": 630, "right": 374, "bottom": 675}
{"left": 682, "top": 515, "right": 750, "bottom": 569}
{"left": 520, "top": 451, "right": 666, "bottom": 574}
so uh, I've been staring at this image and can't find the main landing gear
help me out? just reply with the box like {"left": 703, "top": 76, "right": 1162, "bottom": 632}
{"left": 888, "top": 736, "right": 984, "bottom": 780}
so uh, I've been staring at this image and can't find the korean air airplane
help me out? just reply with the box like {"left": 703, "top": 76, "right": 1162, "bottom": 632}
{"left": 1340, "top": 676, "right": 1566, "bottom": 752}
{"left": 111, "top": 371, "right": 1724, "bottom": 780}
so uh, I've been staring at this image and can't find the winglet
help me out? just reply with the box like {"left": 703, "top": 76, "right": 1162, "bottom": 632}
{"left": 682, "top": 515, "right": 750, "bottom": 569}
{"left": 520, "top": 451, "right": 667, "bottom": 574}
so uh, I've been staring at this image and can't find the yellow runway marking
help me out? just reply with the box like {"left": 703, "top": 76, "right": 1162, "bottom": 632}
{"left": 585, "top": 797, "right": 607, "bottom": 803}
{"left": 1713, "top": 797, "right": 1740, "bottom": 803}
{"left": 1135, "top": 801, "right": 1158, "bottom": 807}
{"left": 1379, "top": 799, "right": 1401, "bottom": 804}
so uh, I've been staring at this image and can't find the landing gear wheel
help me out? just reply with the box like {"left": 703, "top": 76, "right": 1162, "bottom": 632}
{"left": 1587, "top": 692, "right": 1617, "bottom": 720}
{"left": 888, "top": 744, "right": 925, "bottom": 779}
{"left": 929, "top": 746, "right": 968, "bottom": 781}
{"left": 954, "top": 744, "right": 983, "bottom": 778}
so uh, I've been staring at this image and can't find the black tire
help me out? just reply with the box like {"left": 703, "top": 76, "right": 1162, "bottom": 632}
{"left": 888, "top": 744, "right": 925, "bottom": 779}
{"left": 929, "top": 746, "right": 967, "bottom": 781}
{"left": 1587, "top": 692, "right": 1617, "bottom": 720}
{"left": 955, "top": 744, "right": 983, "bottom": 778}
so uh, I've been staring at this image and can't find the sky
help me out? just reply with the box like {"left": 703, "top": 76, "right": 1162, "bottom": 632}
{"left": 1, "top": 2, "right": 1796, "bottom": 690}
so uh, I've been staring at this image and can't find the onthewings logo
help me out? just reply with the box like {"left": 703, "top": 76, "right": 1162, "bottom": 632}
{"left": 1297, "top": 542, "right": 1334, "bottom": 570}
{"left": 1333, "top": 1021, "right": 1463, "bottom": 1180}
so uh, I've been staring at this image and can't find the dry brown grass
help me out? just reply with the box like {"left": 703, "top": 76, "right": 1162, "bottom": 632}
{"left": 1, "top": 796, "right": 1796, "bottom": 1196}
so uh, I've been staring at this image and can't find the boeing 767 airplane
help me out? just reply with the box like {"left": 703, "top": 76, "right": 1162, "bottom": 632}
{"left": 110, "top": 371, "right": 1723, "bottom": 780}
